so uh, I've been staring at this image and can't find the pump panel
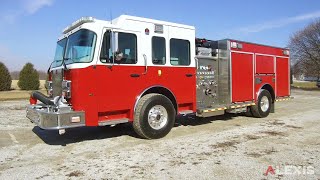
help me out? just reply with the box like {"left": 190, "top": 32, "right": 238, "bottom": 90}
{"left": 196, "top": 40, "right": 231, "bottom": 109}
{"left": 196, "top": 56, "right": 219, "bottom": 109}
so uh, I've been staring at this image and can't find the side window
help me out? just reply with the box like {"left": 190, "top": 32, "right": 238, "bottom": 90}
{"left": 117, "top": 32, "right": 137, "bottom": 64}
{"left": 170, "top": 39, "right": 190, "bottom": 65}
{"left": 100, "top": 31, "right": 111, "bottom": 63}
{"left": 152, "top": 36, "right": 166, "bottom": 65}
{"left": 100, "top": 31, "right": 137, "bottom": 64}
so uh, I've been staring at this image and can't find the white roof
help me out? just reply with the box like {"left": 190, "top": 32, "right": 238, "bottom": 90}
{"left": 110, "top": 15, "right": 195, "bottom": 30}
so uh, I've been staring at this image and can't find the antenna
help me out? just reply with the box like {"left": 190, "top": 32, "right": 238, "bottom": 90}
{"left": 110, "top": 9, "right": 113, "bottom": 24}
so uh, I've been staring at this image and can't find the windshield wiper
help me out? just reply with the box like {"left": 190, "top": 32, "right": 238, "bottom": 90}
{"left": 74, "top": 54, "right": 89, "bottom": 60}
{"left": 62, "top": 57, "right": 70, "bottom": 71}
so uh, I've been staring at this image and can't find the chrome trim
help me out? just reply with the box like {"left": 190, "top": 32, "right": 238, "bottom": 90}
{"left": 275, "top": 55, "right": 289, "bottom": 59}
{"left": 142, "top": 54, "right": 148, "bottom": 74}
{"left": 26, "top": 104, "right": 85, "bottom": 130}
{"left": 228, "top": 40, "right": 232, "bottom": 103}
{"left": 179, "top": 110, "right": 193, "bottom": 115}
{"left": 230, "top": 50, "right": 254, "bottom": 55}
{"left": 98, "top": 118, "right": 129, "bottom": 126}
{"left": 288, "top": 55, "right": 291, "bottom": 96}
{"left": 274, "top": 56, "right": 277, "bottom": 97}
{"left": 62, "top": 80, "right": 72, "bottom": 98}
{"left": 260, "top": 96, "right": 269, "bottom": 112}
{"left": 147, "top": 105, "right": 168, "bottom": 130}
{"left": 253, "top": 53, "right": 255, "bottom": 100}
{"left": 133, "top": 85, "right": 177, "bottom": 113}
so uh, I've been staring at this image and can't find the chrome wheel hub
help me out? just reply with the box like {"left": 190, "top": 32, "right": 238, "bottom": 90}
{"left": 148, "top": 105, "right": 168, "bottom": 130}
{"left": 260, "top": 96, "right": 269, "bottom": 112}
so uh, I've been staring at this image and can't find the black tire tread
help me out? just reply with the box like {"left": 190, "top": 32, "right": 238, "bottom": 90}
{"left": 251, "top": 90, "right": 272, "bottom": 118}
{"left": 133, "top": 93, "right": 160, "bottom": 139}
{"left": 251, "top": 103, "right": 261, "bottom": 117}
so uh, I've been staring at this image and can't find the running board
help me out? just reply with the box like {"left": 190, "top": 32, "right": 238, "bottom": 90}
{"left": 227, "top": 102, "right": 255, "bottom": 114}
{"left": 179, "top": 110, "right": 193, "bottom": 115}
{"left": 196, "top": 107, "right": 227, "bottom": 117}
{"left": 229, "top": 102, "right": 255, "bottom": 109}
{"left": 98, "top": 118, "right": 129, "bottom": 126}
{"left": 275, "top": 96, "right": 293, "bottom": 102}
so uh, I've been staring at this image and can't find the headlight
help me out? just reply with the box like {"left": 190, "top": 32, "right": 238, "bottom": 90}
{"left": 62, "top": 80, "right": 71, "bottom": 98}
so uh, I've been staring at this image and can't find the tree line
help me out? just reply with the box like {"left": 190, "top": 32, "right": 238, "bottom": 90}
{"left": 0, "top": 62, "right": 42, "bottom": 91}
{"left": 289, "top": 19, "right": 320, "bottom": 81}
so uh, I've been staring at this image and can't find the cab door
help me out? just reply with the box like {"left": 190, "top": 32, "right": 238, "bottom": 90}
{"left": 96, "top": 29, "right": 145, "bottom": 122}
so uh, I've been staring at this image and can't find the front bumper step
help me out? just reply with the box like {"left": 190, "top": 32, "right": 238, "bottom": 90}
{"left": 26, "top": 104, "right": 85, "bottom": 130}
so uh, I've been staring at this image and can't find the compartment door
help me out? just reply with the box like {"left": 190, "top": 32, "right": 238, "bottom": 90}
{"left": 231, "top": 52, "right": 254, "bottom": 102}
{"left": 276, "top": 57, "right": 290, "bottom": 97}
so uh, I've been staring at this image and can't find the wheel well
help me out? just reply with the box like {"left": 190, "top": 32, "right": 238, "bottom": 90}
{"left": 261, "top": 84, "right": 275, "bottom": 102}
{"left": 140, "top": 86, "right": 177, "bottom": 113}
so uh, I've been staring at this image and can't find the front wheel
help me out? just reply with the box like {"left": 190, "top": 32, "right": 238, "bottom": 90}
{"left": 251, "top": 90, "right": 272, "bottom": 118}
{"left": 133, "top": 93, "right": 176, "bottom": 139}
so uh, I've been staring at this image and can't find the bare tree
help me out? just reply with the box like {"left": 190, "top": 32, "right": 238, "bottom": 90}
{"left": 289, "top": 19, "right": 320, "bottom": 80}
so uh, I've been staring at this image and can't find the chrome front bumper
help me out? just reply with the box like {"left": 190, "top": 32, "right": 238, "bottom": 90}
{"left": 26, "top": 104, "right": 85, "bottom": 130}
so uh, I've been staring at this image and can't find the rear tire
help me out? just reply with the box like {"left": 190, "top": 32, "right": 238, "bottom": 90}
{"left": 244, "top": 107, "right": 253, "bottom": 117}
{"left": 133, "top": 93, "right": 176, "bottom": 139}
{"left": 251, "top": 90, "right": 272, "bottom": 118}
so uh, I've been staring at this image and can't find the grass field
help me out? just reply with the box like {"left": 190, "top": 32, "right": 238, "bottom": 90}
{"left": 292, "top": 81, "right": 318, "bottom": 89}
{"left": 0, "top": 80, "right": 46, "bottom": 101}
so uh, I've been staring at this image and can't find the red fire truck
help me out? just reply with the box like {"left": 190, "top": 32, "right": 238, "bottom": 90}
{"left": 26, "top": 15, "right": 291, "bottom": 139}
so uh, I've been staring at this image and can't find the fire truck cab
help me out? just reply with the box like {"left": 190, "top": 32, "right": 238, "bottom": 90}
{"left": 26, "top": 15, "right": 291, "bottom": 139}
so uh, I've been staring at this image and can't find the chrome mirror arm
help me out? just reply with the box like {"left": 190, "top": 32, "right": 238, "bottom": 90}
{"left": 143, "top": 54, "right": 148, "bottom": 74}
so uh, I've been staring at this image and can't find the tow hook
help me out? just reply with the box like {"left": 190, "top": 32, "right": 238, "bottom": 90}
{"left": 59, "top": 129, "right": 66, "bottom": 135}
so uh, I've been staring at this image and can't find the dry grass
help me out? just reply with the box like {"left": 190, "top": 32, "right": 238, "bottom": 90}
{"left": 11, "top": 80, "right": 46, "bottom": 90}
{"left": 292, "top": 81, "right": 317, "bottom": 88}
{"left": 0, "top": 80, "right": 46, "bottom": 101}
{"left": 0, "top": 90, "right": 47, "bottom": 101}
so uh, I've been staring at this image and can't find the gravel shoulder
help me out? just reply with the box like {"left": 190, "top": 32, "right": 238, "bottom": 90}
{"left": 0, "top": 89, "right": 319, "bottom": 179}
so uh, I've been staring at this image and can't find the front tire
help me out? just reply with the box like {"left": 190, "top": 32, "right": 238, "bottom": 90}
{"left": 251, "top": 90, "right": 272, "bottom": 118}
{"left": 133, "top": 93, "right": 176, "bottom": 139}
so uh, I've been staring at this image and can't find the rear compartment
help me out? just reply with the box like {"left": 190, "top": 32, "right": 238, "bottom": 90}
{"left": 196, "top": 39, "right": 290, "bottom": 117}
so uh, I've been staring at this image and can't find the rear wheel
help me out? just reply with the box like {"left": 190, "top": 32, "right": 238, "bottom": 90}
{"left": 244, "top": 106, "right": 253, "bottom": 117}
{"left": 133, "top": 93, "right": 176, "bottom": 139}
{"left": 251, "top": 90, "right": 272, "bottom": 118}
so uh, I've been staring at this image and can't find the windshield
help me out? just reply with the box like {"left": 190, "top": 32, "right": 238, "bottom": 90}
{"left": 52, "top": 29, "right": 96, "bottom": 68}
{"left": 52, "top": 38, "right": 67, "bottom": 67}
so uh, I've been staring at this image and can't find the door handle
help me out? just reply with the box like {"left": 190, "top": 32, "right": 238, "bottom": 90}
{"left": 186, "top": 74, "right": 193, "bottom": 77}
{"left": 130, "top": 74, "right": 140, "bottom": 77}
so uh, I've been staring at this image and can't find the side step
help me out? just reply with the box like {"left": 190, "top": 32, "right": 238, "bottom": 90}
{"left": 275, "top": 96, "right": 293, "bottom": 102}
{"left": 227, "top": 102, "right": 256, "bottom": 114}
{"left": 197, "top": 102, "right": 256, "bottom": 117}
{"left": 196, "top": 107, "right": 227, "bottom": 117}
{"left": 229, "top": 102, "right": 255, "bottom": 109}
{"left": 98, "top": 118, "right": 129, "bottom": 126}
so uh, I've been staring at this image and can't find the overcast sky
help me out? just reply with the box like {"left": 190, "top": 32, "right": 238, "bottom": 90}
{"left": 1, "top": 0, "right": 320, "bottom": 71}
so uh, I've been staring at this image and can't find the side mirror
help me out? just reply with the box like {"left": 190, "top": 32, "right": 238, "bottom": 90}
{"left": 110, "top": 31, "right": 118, "bottom": 56}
